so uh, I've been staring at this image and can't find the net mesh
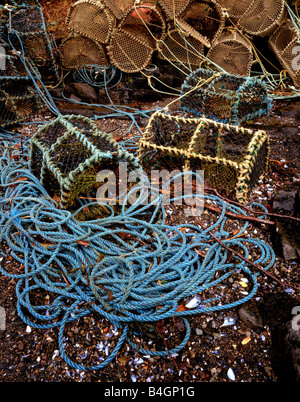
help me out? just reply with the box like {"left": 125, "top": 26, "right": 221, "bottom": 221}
{"left": 60, "top": 35, "right": 108, "bottom": 69}
{"left": 269, "top": 18, "right": 300, "bottom": 88}
{"left": 158, "top": 0, "right": 192, "bottom": 20}
{"left": 216, "top": 0, "right": 252, "bottom": 20}
{"left": 138, "top": 110, "right": 269, "bottom": 203}
{"left": 207, "top": 29, "right": 253, "bottom": 76}
{"left": 237, "top": 0, "right": 286, "bottom": 37}
{"left": 30, "top": 114, "right": 140, "bottom": 208}
{"left": 66, "top": 0, "right": 116, "bottom": 44}
{"left": 157, "top": 28, "right": 204, "bottom": 67}
{"left": 108, "top": 27, "right": 155, "bottom": 73}
{"left": 102, "top": 0, "right": 133, "bottom": 19}
{"left": 0, "top": 85, "right": 43, "bottom": 127}
{"left": 180, "top": 68, "right": 272, "bottom": 125}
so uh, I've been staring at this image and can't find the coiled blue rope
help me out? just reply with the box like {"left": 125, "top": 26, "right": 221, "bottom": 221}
{"left": 0, "top": 138, "right": 275, "bottom": 371}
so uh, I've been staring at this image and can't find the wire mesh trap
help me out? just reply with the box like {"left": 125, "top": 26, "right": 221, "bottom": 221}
{"left": 60, "top": 35, "right": 108, "bottom": 69}
{"left": 6, "top": 3, "right": 59, "bottom": 85}
{"left": 30, "top": 114, "right": 140, "bottom": 209}
{"left": 0, "top": 85, "right": 43, "bottom": 127}
{"left": 237, "top": 0, "right": 286, "bottom": 37}
{"left": 0, "top": 50, "right": 43, "bottom": 127}
{"left": 207, "top": 28, "right": 253, "bottom": 76}
{"left": 179, "top": 68, "right": 272, "bottom": 125}
{"left": 269, "top": 18, "right": 300, "bottom": 89}
{"left": 66, "top": 0, "right": 116, "bottom": 45}
{"left": 176, "top": 0, "right": 225, "bottom": 48}
{"left": 138, "top": 110, "right": 269, "bottom": 203}
{"left": 108, "top": 26, "right": 155, "bottom": 73}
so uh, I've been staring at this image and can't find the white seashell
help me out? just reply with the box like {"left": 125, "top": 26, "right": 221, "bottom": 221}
{"left": 97, "top": 341, "right": 104, "bottom": 350}
{"left": 227, "top": 368, "right": 235, "bottom": 381}
{"left": 105, "top": 346, "right": 110, "bottom": 356}
{"left": 52, "top": 350, "right": 59, "bottom": 360}
{"left": 131, "top": 375, "right": 137, "bottom": 382}
{"left": 134, "top": 358, "right": 144, "bottom": 364}
{"left": 26, "top": 325, "right": 31, "bottom": 333}
{"left": 220, "top": 316, "right": 237, "bottom": 327}
{"left": 185, "top": 295, "right": 202, "bottom": 309}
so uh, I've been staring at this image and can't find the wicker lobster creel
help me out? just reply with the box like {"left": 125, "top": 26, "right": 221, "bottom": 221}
{"left": 30, "top": 114, "right": 140, "bottom": 209}
{"left": 66, "top": 0, "right": 116, "bottom": 44}
{"left": 207, "top": 29, "right": 253, "bottom": 76}
{"left": 216, "top": 0, "right": 252, "bottom": 21}
{"left": 138, "top": 110, "right": 269, "bottom": 203}
{"left": 108, "top": 26, "right": 155, "bottom": 73}
{"left": 269, "top": 18, "right": 300, "bottom": 88}
{"left": 60, "top": 35, "right": 108, "bottom": 69}
{"left": 158, "top": 0, "right": 192, "bottom": 21}
{"left": 176, "top": 0, "right": 225, "bottom": 48}
{"left": 179, "top": 67, "right": 272, "bottom": 125}
{"left": 237, "top": 0, "right": 286, "bottom": 37}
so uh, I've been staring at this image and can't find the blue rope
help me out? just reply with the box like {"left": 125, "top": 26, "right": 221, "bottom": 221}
{"left": 0, "top": 140, "right": 275, "bottom": 371}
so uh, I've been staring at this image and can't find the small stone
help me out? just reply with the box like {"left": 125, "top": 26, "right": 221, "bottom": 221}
{"left": 195, "top": 328, "right": 203, "bottom": 336}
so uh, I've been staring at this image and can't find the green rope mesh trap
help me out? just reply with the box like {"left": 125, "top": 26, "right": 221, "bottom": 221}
{"left": 0, "top": 51, "right": 43, "bottom": 127}
{"left": 138, "top": 110, "right": 269, "bottom": 203}
{"left": 4, "top": 3, "right": 59, "bottom": 85}
{"left": 30, "top": 114, "right": 140, "bottom": 209}
{"left": 179, "top": 68, "right": 273, "bottom": 125}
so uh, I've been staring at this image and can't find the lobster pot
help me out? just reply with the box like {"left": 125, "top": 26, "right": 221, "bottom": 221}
{"left": 158, "top": 28, "right": 204, "bottom": 67}
{"left": 60, "top": 35, "right": 108, "bottom": 69}
{"left": 269, "top": 19, "right": 300, "bottom": 89}
{"left": 138, "top": 110, "right": 269, "bottom": 203}
{"left": 237, "top": 0, "right": 286, "bottom": 37}
{"left": 176, "top": 0, "right": 225, "bottom": 48}
{"left": 30, "top": 114, "right": 140, "bottom": 209}
{"left": 108, "top": 27, "right": 155, "bottom": 73}
{"left": 216, "top": 0, "right": 252, "bottom": 21}
{"left": 102, "top": 0, "right": 134, "bottom": 19}
{"left": 158, "top": 0, "right": 192, "bottom": 20}
{"left": 0, "top": 86, "right": 43, "bottom": 127}
{"left": 66, "top": 0, "right": 116, "bottom": 44}
{"left": 207, "top": 29, "right": 253, "bottom": 76}
{"left": 179, "top": 68, "right": 272, "bottom": 125}
{"left": 120, "top": 1, "right": 166, "bottom": 42}
{"left": 8, "top": 4, "right": 59, "bottom": 84}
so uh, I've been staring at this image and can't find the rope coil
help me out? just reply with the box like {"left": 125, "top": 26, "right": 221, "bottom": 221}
{"left": 0, "top": 139, "right": 275, "bottom": 371}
